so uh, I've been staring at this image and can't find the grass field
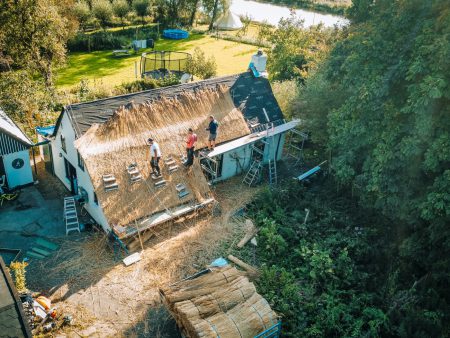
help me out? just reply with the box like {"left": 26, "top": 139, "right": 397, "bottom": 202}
{"left": 56, "top": 33, "right": 258, "bottom": 89}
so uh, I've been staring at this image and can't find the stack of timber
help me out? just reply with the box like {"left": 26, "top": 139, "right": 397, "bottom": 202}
{"left": 160, "top": 265, "right": 278, "bottom": 338}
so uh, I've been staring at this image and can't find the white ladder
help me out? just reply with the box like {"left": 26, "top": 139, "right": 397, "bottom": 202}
{"left": 64, "top": 197, "right": 80, "bottom": 235}
{"left": 243, "top": 160, "right": 262, "bottom": 186}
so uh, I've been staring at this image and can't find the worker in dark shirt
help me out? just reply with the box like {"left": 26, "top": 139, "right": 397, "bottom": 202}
{"left": 206, "top": 115, "right": 219, "bottom": 150}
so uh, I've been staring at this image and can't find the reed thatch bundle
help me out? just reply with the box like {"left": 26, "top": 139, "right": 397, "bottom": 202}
{"left": 74, "top": 87, "right": 250, "bottom": 227}
{"left": 161, "top": 266, "right": 278, "bottom": 338}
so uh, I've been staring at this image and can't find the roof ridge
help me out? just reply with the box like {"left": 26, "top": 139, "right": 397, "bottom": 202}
{"left": 65, "top": 73, "right": 244, "bottom": 109}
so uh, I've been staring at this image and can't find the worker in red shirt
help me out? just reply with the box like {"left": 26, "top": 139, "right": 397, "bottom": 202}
{"left": 184, "top": 128, "right": 197, "bottom": 167}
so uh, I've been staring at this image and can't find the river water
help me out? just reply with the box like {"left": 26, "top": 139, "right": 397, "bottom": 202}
{"left": 230, "top": 0, "right": 349, "bottom": 27}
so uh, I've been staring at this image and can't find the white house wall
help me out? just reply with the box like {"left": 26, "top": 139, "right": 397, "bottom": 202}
{"left": 2, "top": 150, "right": 33, "bottom": 188}
{"left": 52, "top": 113, "right": 110, "bottom": 232}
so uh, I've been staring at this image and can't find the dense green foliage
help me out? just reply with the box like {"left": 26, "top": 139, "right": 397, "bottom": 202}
{"left": 257, "top": 0, "right": 450, "bottom": 336}
{"left": 67, "top": 25, "right": 159, "bottom": 52}
{"left": 249, "top": 182, "right": 393, "bottom": 337}
{"left": 265, "top": 14, "right": 340, "bottom": 83}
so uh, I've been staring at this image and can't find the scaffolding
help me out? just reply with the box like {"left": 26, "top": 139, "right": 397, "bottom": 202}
{"left": 199, "top": 150, "right": 221, "bottom": 184}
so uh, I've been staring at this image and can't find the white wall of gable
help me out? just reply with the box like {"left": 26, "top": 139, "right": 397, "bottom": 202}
{"left": 217, "top": 132, "right": 286, "bottom": 182}
{"left": 52, "top": 113, "right": 110, "bottom": 232}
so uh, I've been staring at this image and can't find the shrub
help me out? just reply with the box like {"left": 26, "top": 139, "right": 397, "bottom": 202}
{"left": 116, "top": 74, "right": 180, "bottom": 94}
{"left": 186, "top": 47, "right": 217, "bottom": 79}
{"left": 10, "top": 261, "right": 29, "bottom": 293}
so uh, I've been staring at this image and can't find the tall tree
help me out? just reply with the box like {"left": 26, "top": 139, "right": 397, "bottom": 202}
{"left": 133, "top": 0, "right": 151, "bottom": 25}
{"left": 0, "top": 0, "right": 72, "bottom": 87}
{"left": 92, "top": 0, "right": 114, "bottom": 29}
{"left": 265, "top": 13, "right": 336, "bottom": 83}
{"left": 113, "top": 0, "right": 130, "bottom": 28}
{"left": 74, "top": 1, "right": 93, "bottom": 31}
{"left": 296, "top": 0, "right": 450, "bottom": 334}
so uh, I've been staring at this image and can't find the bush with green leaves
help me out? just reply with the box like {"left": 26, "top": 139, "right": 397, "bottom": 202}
{"left": 116, "top": 74, "right": 180, "bottom": 94}
{"left": 186, "top": 47, "right": 217, "bottom": 79}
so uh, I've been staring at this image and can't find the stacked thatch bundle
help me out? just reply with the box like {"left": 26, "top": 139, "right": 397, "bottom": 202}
{"left": 161, "top": 266, "right": 278, "bottom": 338}
{"left": 74, "top": 86, "right": 250, "bottom": 228}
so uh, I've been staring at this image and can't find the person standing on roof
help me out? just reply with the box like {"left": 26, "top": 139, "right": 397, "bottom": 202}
{"left": 147, "top": 138, "right": 161, "bottom": 177}
{"left": 206, "top": 115, "right": 219, "bottom": 150}
{"left": 184, "top": 128, "right": 197, "bottom": 167}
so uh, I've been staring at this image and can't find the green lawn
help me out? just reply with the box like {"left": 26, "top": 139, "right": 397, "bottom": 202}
{"left": 56, "top": 34, "right": 258, "bottom": 89}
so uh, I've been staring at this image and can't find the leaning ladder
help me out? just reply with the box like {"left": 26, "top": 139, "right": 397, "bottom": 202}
{"left": 64, "top": 196, "right": 80, "bottom": 235}
{"left": 243, "top": 160, "right": 263, "bottom": 186}
{"left": 268, "top": 159, "right": 277, "bottom": 185}
{"left": 265, "top": 122, "right": 278, "bottom": 186}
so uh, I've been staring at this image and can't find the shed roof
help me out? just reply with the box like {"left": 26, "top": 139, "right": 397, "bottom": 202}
{"left": 0, "top": 257, "right": 32, "bottom": 338}
{"left": 0, "top": 110, "right": 32, "bottom": 146}
{"left": 55, "top": 72, "right": 283, "bottom": 138}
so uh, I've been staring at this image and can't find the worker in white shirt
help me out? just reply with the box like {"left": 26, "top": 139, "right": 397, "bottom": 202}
{"left": 147, "top": 138, "right": 162, "bottom": 177}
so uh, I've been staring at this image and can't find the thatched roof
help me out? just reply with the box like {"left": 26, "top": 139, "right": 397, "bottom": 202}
{"left": 54, "top": 72, "right": 284, "bottom": 138}
{"left": 75, "top": 86, "right": 250, "bottom": 228}
{"left": 160, "top": 265, "right": 278, "bottom": 338}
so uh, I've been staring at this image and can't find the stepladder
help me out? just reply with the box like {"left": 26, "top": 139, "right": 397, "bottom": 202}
{"left": 64, "top": 196, "right": 80, "bottom": 235}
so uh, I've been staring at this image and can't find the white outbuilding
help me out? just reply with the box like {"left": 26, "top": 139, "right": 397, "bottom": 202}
{"left": 0, "top": 109, "right": 34, "bottom": 189}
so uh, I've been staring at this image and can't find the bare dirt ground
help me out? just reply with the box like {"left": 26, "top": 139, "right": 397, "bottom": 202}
{"left": 27, "top": 176, "right": 261, "bottom": 337}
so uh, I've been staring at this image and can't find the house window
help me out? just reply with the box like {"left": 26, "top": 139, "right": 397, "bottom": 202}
{"left": 94, "top": 192, "right": 98, "bottom": 205}
{"left": 61, "top": 134, "right": 66, "bottom": 153}
{"left": 64, "top": 158, "right": 70, "bottom": 180}
{"left": 77, "top": 151, "right": 84, "bottom": 171}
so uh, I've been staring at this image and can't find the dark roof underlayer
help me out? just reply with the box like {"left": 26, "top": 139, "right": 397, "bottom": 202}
{"left": 55, "top": 72, "right": 283, "bottom": 138}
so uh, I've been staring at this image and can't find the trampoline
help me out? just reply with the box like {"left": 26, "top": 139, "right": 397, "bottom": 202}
{"left": 140, "top": 51, "right": 191, "bottom": 79}
{"left": 163, "top": 29, "right": 189, "bottom": 40}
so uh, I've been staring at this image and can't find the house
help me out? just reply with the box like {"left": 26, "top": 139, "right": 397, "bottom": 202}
{"left": 0, "top": 109, "right": 34, "bottom": 190}
{"left": 49, "top": 72, "right": 299, "bottom": 238}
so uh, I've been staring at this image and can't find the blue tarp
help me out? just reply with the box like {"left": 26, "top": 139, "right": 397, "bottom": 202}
{"left": 36, "top": 125, "right": 55, "bottom": 137}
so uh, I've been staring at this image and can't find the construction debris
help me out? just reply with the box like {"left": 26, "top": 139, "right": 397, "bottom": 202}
{"left": 237, "top": 219, "right": 258, "bottom": 248}
{"left": 227, "top": 254, "right": 260, "bottom": 277}
{"left": 123, "top": 252, "right": 141, "bottom": 266}
{"left": 160, "top": 265, "right": 278, "bottom": 338}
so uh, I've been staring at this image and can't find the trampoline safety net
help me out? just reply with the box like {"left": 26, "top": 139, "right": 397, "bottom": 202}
{"left": 140, "top": 51, "right": 191, "bottom": 79}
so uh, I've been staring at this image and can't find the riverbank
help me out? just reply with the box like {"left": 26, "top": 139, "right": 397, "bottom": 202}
{"left": 251, "top": 0, "right": 351, "bottom": 15}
